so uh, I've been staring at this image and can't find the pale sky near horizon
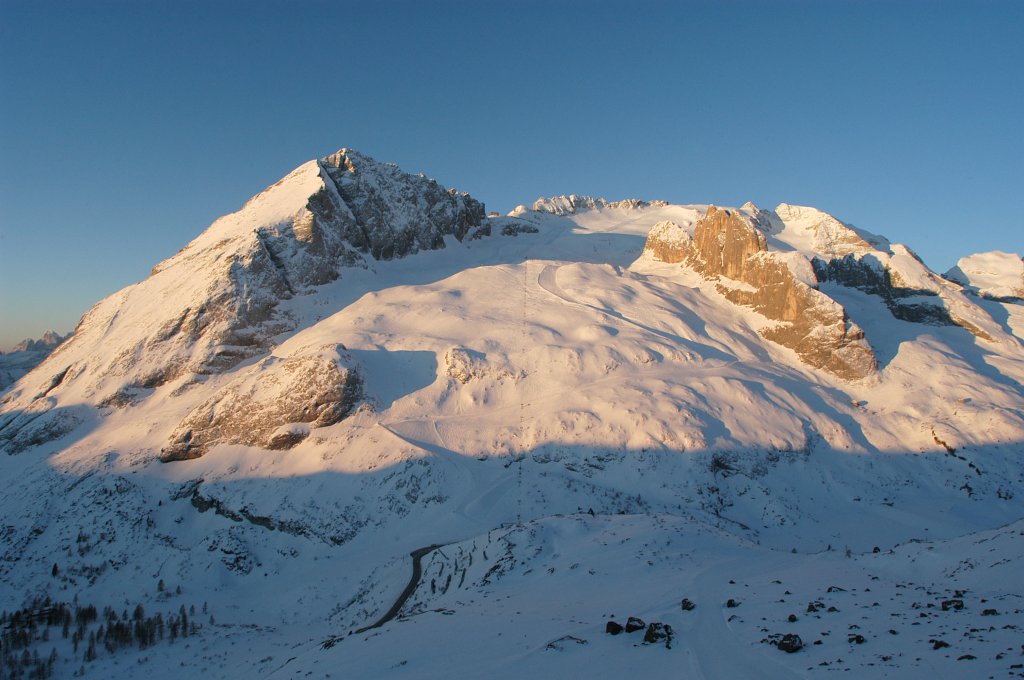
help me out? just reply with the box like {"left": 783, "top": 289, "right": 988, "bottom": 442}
{"left": 1, "top": 0, "right": 1022, "bottom": 350}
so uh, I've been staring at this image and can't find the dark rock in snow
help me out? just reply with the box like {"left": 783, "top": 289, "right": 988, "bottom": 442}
{"left": 643, "top": 622, "right": 673, "bottom": 648}
{"left": 941, "top": 599, "right": 964, "bottom": 611}
{"left": 680, "top": 598, "right": 696, "bottom": 611}
{"left": 624, "top": 616, "right": 646, "bottom": 633}
{"left": 605, "top": 620, "right": 623, "bottom": 635}
{"left": 777, "top": 633, "right": 803, "bottom": 653}
{"left": 726, "top": 599, "right": 740, "bottom": 608}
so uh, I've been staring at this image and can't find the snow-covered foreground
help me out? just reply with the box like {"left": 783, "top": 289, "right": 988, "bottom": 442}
{"left": 298, "top": 515, "right": 1024, "bottom": 679}
{"left": 1, "top": 152, "right": 1022, "bottom": 679}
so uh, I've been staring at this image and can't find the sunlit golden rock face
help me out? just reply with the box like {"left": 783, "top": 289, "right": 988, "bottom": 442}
{"left": 645, "top": 206, "right": 877, "bottom": 380}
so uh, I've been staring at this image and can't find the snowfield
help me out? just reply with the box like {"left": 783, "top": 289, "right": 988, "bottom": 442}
{"left": 1, "top": 151, "right": 1022, "bottom": 679}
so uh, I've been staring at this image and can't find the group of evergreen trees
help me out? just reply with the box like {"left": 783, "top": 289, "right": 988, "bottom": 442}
{"left": 1, "top": 596, "right": 206, "bottom": 679}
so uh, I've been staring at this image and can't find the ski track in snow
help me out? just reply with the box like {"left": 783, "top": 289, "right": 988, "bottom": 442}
{"left": 537, "top": 262, "right": 739, "bottom": 365}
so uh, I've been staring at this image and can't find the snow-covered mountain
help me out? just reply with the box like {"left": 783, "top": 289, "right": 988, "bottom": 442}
{"left": 1, "top": 150, "right": 1022, "bottom": 679}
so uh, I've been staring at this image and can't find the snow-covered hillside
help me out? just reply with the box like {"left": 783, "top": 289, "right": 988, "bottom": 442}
{"left": 1, "top": 150, "right": 1022, "bottom": 679}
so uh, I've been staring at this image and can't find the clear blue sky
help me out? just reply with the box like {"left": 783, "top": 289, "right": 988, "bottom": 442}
{"left": 1, "top": 0, "right": 1021, "bottom": 349}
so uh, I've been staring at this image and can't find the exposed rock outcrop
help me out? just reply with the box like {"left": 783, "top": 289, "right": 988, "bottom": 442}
{"left": 645, "top": 206, "right": 877, "bottom": 380}
{"left": 814, "top": 252, "right": 956, "bottom": 325}
{"left": 444, "top": 347, "right": 520, "bottom": 384}
{"left": 161, "top": 345, "right": 362, "bottom": 461}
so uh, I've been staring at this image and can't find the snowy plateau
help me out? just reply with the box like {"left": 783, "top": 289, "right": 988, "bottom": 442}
{"left": 2, "top": 149, "right": 1024, "bottom": 679}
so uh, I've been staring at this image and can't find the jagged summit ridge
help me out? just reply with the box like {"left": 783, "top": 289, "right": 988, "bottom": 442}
{"left": 512, "top": 194, "right": 667, "bottom": 216}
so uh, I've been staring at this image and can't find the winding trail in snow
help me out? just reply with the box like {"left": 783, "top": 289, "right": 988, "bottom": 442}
{"left": 353, "top": 543, "right": 446, "bottom": 635}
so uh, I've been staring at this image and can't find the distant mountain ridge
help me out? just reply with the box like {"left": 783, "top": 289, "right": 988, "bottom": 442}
{"left": 8, "top": 330, "right": 68, "bottom": 354}
{"left": 0, "top": 330, "right": 69, "bottom": 392}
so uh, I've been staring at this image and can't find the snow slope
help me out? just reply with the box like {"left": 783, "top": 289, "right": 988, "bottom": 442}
{"left": 0, "top": 152, "right": 1022, "bottom": 679}
{"left": 946, "top": 251, "right": 1024, "bottom": 300}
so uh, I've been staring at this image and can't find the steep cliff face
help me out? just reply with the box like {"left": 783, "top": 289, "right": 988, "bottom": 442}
{"left": 813, "top": 252, "right": 958, "bottom": 326}
{"left": 318, "top": 150, "right": 486, "bottom": 260}
{"left": 645, "top": 206, "right": 877, "bottom": 380}
{"left": 812, "top": 246, "right": 1000, "bottom": 340}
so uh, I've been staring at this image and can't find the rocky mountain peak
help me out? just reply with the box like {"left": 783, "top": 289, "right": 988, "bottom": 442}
{"left": 0, "top": 149, "right": 489, "bottom": 454}
{"left": 691, "top": 205, "right": 769, "bottom": 280}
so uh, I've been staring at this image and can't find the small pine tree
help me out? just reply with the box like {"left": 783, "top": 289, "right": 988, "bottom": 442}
{"left": 51, "top": 563, "right": 59, "bottom": 577}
